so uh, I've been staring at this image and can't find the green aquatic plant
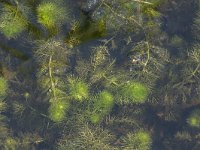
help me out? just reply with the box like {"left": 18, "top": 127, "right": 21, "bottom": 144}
{"left": 0, "top": 101, "right": 7, "bottom": 112}
{"left": 34, "top": 39, "right": 70, "bottom": 104}
{"left": 119, "top": 81, "right": 149, "bottom": 104}
{"left": 187, "top": 109, "right": 200, "bottom": 128}
{"left": 65, "top": 19, "right": 107, "bottom": 48}
{"left": 141, "top": 0, "right": 162, "bottom": 18}
{"left": 90, "top": 45, "right": 109, "bottom": 69}
{"left": 90, "top": 91, "right": 114, "bottom": 124}
{"left": 4, "top": 137, "right": 18, "bottom": 150}
{"left": 0, "top": 77, "right": 8, "bottom": 98}
{"left": 127, "top": 41, "right": 170, "bottom": 86}
{"left": 12, "top": 101, "right": 25, "bottom": 116}
{"left": 48, "top": 100, "right": 70, "bottom": 122}
{"left": 57, "top": 124, "right": 115, "bottom": 150}
{"left": 1, "top": 0, "right": 198, "bottom": 149}
{"left": 90, "top": 113, "right": 102, "bottom": 124}
{"left": 68, "top": 77, "right": 89, "bottom": 101}
{"left": 0, "top": 4, "right": 28, "bottom": 38}
{"left": 122, "top": 130, "right": 152, "bottom": 150}
{"left": 37, "top": 1, "right": 68, "bottom": 29}
{"left": 96, "top": 91, "right": 114, "bottom": 112}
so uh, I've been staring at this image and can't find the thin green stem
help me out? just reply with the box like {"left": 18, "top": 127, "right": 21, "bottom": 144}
{"left": 48, "top": 56, "right": 56, "bottom": 102}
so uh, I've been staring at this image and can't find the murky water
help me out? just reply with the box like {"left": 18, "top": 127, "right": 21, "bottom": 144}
{"left": 0, "top": 0, "right": 200, "bottom": 150}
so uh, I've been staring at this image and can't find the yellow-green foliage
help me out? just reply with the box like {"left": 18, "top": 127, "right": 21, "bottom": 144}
{"left": 90, "top": 91, "right": 114, "bottom": 124}
{"left": 97, "top": 91, "right": 114, "bottom": 111}
{"left": 0, "top": 77, "right": 8, "bottom": 98}
{"left": 122, "top": 130, "right": 152, "bottom": 150}
{"left": 90, "top": 113, "right": 102, "bottom": 124}
{"left": 142, "top": 0, "right": 162, "bottom": 18}
{"left": 4, "top": 137, "right": 18, "bottom": 150}
{"left": 0, "top": 4, "right": 28, "bottom": 38}
{"left": 37, "top": 1, "right": 68, "bottom": 29}
{"left": 0, "top": 101, "right": 7, "bottom": 112}
{"left": 68, "top": 78, "right": 89, "bottom": 101}
{"left": 119, "top": 81, "right": 149, "bottom": 104}
{"left": 48, "top": 100, "right": 69, "bottom": 122}
{"left": 187, "top": 109, "right": 200, "bottom": 128}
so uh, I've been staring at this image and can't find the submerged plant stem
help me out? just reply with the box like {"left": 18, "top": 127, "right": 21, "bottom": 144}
{"left": 48, "top": 56, "right": 56, "bottom": 102}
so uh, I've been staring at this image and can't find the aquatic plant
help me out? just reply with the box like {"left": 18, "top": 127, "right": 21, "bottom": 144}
{"left": 95, "top": 91, "right": 114, "bottom": 111}
{"left": 188, "top": 44, "right": 200, "bottom": 71}
{"left": 0, "top": 101, "right": 7, "bottom": 112}
{"left": 141, "top": 0, "right": 161, "bottom": 19}
{"left": 193, "top": 6, "right": 200, "bottom": 41}
{"left": 65, "top": 19, "right": 107, "bottom": 48}
{"left": 175, "top": 131, "right": 192, "bottom": 141}
{"left": 34, "top": 39, "right": 70, "bottom": 104}
{"left": 12, "top": 101, "right": 25, "bottom": 116}
{"left": 68, "top": 77, "right": 89, "bottom": 101}
{"left": 89, "top": 91, "right": 114, "bottom": 124}
{"left": 57, "top": 124, "right": 115, "bottom": 150}
{"left": 122, "top": 130, "right": 152, "bottom": 150}
{"left": 1, "top": 0, "right": 199, "bottom": 149}
{"left": 0, "top": 77, "right": 8, "bottom": 99}
{"left": 4, "top": 137, "right": 18, "bottom": 150}
{"left": 36, "top": 1, "right": 68, "bottom": 29}
{"left": 0, "top": 4, "right": 28, "bottom": 38}
{"left": 0, "top": 77, "right": 9, "bottom": 148}
{"left": 91, "top": 45, "right": 109, "bottom": 68}
{"left": 90, "top": 113, "right": 102, "bottom": 124}
{"left": 118, "top": 81, "right": 149, "bottom": 104}
{"left": 48, "top": 100, "right": 70, "bottom": 122}
{"left": 187, "top": 109, "right": 200, "bottom": 128}
{"left": 169, "top": 35, "right": 185, "bottom": 48}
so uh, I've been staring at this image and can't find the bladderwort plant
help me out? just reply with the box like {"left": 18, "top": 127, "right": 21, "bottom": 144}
{"left": 0, "top": 2, "right": 28, "bottom": 38}
{"left": 89, "top": 90, "right": 114, "bottom": 124}
{"left": 1, "top": 0, "right": 198, "bottom": 149}
{"left": 48, "top": 99, "right": 70, "bottom": 122}
{"left": 57, "top": 124, "right": 115, "bottom": 150}
{"left": 122, "top": 130, "right": 152, "bottom": 150}
{"left": 4, "top": 137, "right": 18, "bottom": 150}
{"left": 67, "top": 77, "right": 89, "bottom": 101}
{"left": 0, "top": 77, "right": 8, "bottom": 99}
{"left": 65, "top": 18, "right": 107, "bottom": 48}
{"left": 0, "top": 77, "right": 7, "bottom": 113}
{"left": 0, "top": 76, "right": 13, "bottom": 149}
{"left": 186, "top": 109, "right": 200, "bottom": 128}
{"left": 34, "top": 39, "right": 70, "bottom": 99}
{"left": 118, "top": 81, "right": 149, "bottom": 104}
{"left": 36, "top": 0, "right": 69, "bottom": 32}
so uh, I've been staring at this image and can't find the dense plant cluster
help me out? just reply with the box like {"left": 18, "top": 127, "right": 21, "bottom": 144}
{"left": 0, "top": 0, "right": 200, "bottom": 149}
